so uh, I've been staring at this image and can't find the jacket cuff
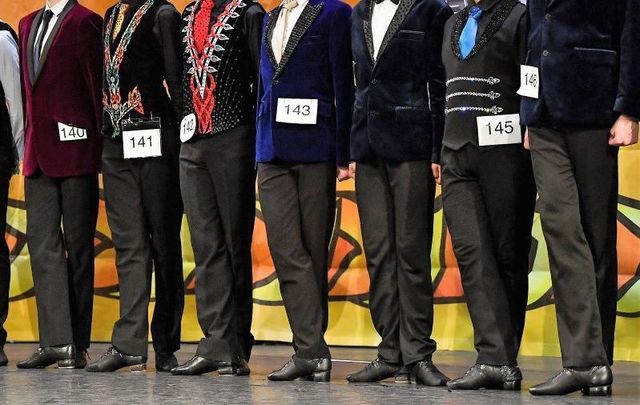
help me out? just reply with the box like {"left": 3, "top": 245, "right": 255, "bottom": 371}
{"left": 431, "top": 150, "right": 441, "bottom": 165}
{"left": 614, "top": 97, "right": 640, "bottom": 121}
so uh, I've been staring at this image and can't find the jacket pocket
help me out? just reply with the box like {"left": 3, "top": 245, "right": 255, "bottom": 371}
{"left": 397, "top": 30, "right": 425, "bottom": 40}
{"left": 394, "top": 107, "right": 429, "bottom": 124}
{"left": 573, "top": 47, "right": 618, "bottom": 66}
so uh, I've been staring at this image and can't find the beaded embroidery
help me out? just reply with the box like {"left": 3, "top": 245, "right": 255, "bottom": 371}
{"left": 103, "top": 0, "right": 156, "bottom": 138}
{"left": 183, "top": 0, "right": 246, "bottom": 134}
{"left": 445, "top": 106, "right": 504, "bottom": 115}
{"left": 446, "top": 76, "right": 501, "bottom": 86}
{"left": 446, "top": 91, "right": 501, "bottom": 101}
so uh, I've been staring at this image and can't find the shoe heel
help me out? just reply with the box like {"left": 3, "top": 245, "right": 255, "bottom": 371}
{"left": 503, "top": 380, "right": 521, "bottom": 391}
{"left": 57, "top": 359, "right": 76, "bottom": 369}
{"left": 310, "top": 370, "right": 331, "bottom": 382}
{"left": 582, "top": 385, "right": 612, "bottom": 396}
{"left": 130, "top": 363, "right": 147, "bottom": 373}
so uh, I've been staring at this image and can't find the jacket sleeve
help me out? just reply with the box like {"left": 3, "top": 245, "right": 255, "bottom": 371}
{"left": 154, "top": 5, "right": 184, "bottom": 122}
{"left": 242, "top": 2, "right": 266, "bottom": 82}
{"left": 0, "top": 32, "right": 24, "bottom": 162}
{"left": 329, "top": 4, "right": 354, "bottom": 168}
{"left": 81, "top": 13, "right": 105, "bottom": 137}
{"left": 427, "top": 3, "right": 453, "bottom": 164}
{"left": 614, "top": 0, "right": 640, "bottom": 120}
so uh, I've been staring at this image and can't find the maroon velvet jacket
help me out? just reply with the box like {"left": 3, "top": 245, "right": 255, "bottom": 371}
{"left": 19, "top": 0, "right": 103, "bottom": 178}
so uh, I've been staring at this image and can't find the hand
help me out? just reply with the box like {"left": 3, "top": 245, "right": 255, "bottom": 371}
{"left": 348, "top": 162, "right": 356, "bottom": 179}
{"left": 337, "top": 166, "right": 350, "bottom": 182}
{"left": 523, "top": 128, "right": 530, "bottom": 150}
{"left": 609, "top": 114, "right": 639, "bottom": 147}
{"left": 432, "top": 163, "right": 441, "bottom": 185}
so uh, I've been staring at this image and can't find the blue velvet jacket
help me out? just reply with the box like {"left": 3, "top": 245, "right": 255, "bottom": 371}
{"left": 521, "top": 0, "right": 640, "bottom": 127}
{"left": 255, "top": 0, "right": 354, "bottom": 167}
{"left": 350, "top": 0, "right": 452, "bottom": 163}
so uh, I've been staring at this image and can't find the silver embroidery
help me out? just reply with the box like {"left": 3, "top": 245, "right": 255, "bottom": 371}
{"left": 446, "top": 91, "right": 501, "bottom": 101}
{"left": 446, "top": 76, "right": 501, "bottom": 86}
{"left": 445, "top": 106, "right": 504, "bottom": 115}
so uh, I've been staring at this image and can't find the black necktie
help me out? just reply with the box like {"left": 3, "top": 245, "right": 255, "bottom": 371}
{"left": 375, "top": 0, "right": 400, "bottom": 4}
{"left": 34, "top": 9, "right": 54, "bottom": 73}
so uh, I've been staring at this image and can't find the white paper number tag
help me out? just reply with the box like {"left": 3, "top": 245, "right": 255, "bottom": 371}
{"left": 517, "top": 65, "right": 540, "bottom": 99}
{"left": 123, "top": 128, "right": 162, "bottom": 159}
{"left": 477, "top": 114, "right": 522, "bottom": 146}
{"left": 58, "top": 123, "right": 88, "bottom": 142}
{"left": 276, "top": 98, "right": 318, "bottom": 125}
{"left": 180, "top": 113, "right": 196, "bottom": 143}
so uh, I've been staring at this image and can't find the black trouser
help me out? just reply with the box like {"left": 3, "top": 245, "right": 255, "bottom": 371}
{"left": 442, "top": 144, "right": 536, "bottom": 366}
{"left": 257, "top": 161, "right": 335, "bottom": 360}
{"left": 25, "top": 172, "right": 98, "bottom": 351}
{"left": 103, "top": 138, "right": 184, "bottom": 357}
{"left": 0, "top": 173, "right": 11, "bottom": 348}
{"left": 529, "top": 126, "right": 618, "bottom": 367}
{"left": 355, "top": 158, "right": 436, "bottom": 366}
{"left": 180, "top": 125, "right": 256, "bottom": 363}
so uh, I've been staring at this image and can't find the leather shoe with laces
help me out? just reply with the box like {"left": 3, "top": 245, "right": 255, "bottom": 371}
{"left": 268, "top": 357, "right": 331, "bottom": 382}
{"left": 171, "top": 355, "right": 218, "bottom": 375}
{"left": 529, "top": 365, "right": 613, "bottom": 396}
{"left": 219, "top": 358, "right": 251, "bottom": 376}
{"left": 155, "top": 353, "right": 178, "bottom": 372}
{"left": 347, "top": 358, "right": 400, "bottom": 383}
{"left": 17, "top": 344, "right": 75, "bottom": 369}
{"left": 447, "top": 364, "right": 522, "bottom": 390}
{"left": 86, "top": 346, "right": 146, "bottom": 372}
{"left": 411, "top": 360, "right": 449, "bottom": 386}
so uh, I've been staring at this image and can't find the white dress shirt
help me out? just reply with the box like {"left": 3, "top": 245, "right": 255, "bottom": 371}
{"left": 371, "top": 0, "right": 399, "bottom": 60}
{"left": 0, "top": 24, "right": 24, "bottom": 162}
{"left": 35, "top": 0, "right": 70, "bottom": 57}
{"left": 271, "top": 0, "right": 310, "bottom": 56}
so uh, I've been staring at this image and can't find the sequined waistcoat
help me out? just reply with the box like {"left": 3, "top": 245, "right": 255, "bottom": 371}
{"left": 103, "top": 0, "right": 175, "bottom": 138}
{"left": 181, "top": 0, "right": 256, "bottom": 137}
{"left": 0, "top": 21, "right": 17, "bottom": 174}
{"left": 442, "top": 0, "right": 523, "bottom": 150}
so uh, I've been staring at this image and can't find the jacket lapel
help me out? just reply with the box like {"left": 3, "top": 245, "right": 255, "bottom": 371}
{"left": 362, "top": 0, "right": 374, "bottom": 63}
{"left": 264, "top": 6, "right": 282, "bottom": 71}
{"left": 35, "top": 0, "right": 77, "bottom": 81}
{"left": 375, "top": 0, "right": 416, "bottom": 65}
{"left": 27, "top": 10, "right": 43, "bottom": 85}
{"left": 273, "top": 1, "right": 324, "bottom": 79}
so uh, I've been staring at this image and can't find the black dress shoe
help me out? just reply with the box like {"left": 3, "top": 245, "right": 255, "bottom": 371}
{"left": 395, "top": 365, "right": 410, "bottom": 384}
{"left": 171, "top": 356, "right": 218, "bottom": 375}
{"left": 219, "top": 358, "right": 251, "bottom": 376}
{"left": 17, "top": 344, "right": 75, "bottom": 369}
{"left": 155, "top": 353, "right": 178, "bottom": 372}
{"left": 0, "top": 347, "right": 7, "bottom": 366}
{"left": 529, "top": 366, "right": 613, "bottom": 396}
{"left": 86, "top": 347, "right": 146, "bottom": 372}
{"left": 268, "top": 357, "right": 331, "bottom": 382}
{"left": 59, "top": 350, "right": 89, "bottom": 369}
{"left": 447, "top": 365, "right": 522, "bottom": 390}
{"left": 347, "top": 358, "right": 400, "bottom": 383}
{"left": 411, "top": 360, "right": 449, "bottom": 386}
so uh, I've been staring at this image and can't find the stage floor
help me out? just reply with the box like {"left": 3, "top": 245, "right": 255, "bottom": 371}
{"left": 0, "top": 343, "right": 638, "bottom": 404}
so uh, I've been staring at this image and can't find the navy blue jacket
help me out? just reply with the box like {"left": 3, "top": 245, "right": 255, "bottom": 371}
{"left": 521, "top": 0, "right": 640, "bottom": 127}
{"left": 350, "top": 0, "right": 452, "bottom": 163}
{"left": 256, "top": 0, "right": 354, "bottom": 167}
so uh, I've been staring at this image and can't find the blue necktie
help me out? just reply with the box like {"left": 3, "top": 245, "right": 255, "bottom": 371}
{"left": 459, "top": 6, "right": 483, "bottom": 59}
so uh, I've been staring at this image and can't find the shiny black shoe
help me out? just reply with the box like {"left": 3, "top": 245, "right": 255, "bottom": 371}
{"left": 171, "top": 355, "right": 219, "bottom": 375}
{"left": 447, "top": 365, "right": 522, "bottom": 390}
{"left": 86, "top": 346, "right": 147, "bottom": 372}
{"left": 529, "top": 366, "right": 613, "bottom": 396}
{"left": 267, "top": 357, "right": 331, "bottom": 382}
{"left": 395, "top": 365, "right": 411, "bottom": 384}
{"left": 411, "top": 360, "right": 449, "bottom": 386}
{"left": 0, "top": 347, "right": 7, "bottom": 366}
{"left": 155, "top": 353, "right": 178, "bottom": 372}
{"left": 59, "top": 350, "right": 89, "bottom": 369}
{"left": 347, "top": 358, "right": 400, "bottom": 383}
{"left": 219, "top": 358, "right": 251, "bottom": 376}
{"left": 17, "top": 344, "right": 75, "bottom": 369}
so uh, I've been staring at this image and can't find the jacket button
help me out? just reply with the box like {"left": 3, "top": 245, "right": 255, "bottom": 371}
{"left": 542, "top": 50, "right": 550, "bottom": 57}
{"left": 371, "top": 79, "right": 377, "bottom": 85}
{"left": 545, "top": 14, "right": 551, "bottom": 21}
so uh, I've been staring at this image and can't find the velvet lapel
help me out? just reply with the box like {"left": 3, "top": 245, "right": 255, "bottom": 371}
{"left": 362, "top": 0, "right": 374, "bottom": 63}
{"left": 264, "top": 6, "right": 281, "bottom": 70}
{"left": 35, "top": 0, "right": 77, "bottom": 81}
{"left": 374, "top": 0, "right": 416, "bottom": 65}
{"left": 27, "top": 10, "right": 43, "bottom": 85}
{"left": 267, "top": 1, "right": 324, "bottom": 79}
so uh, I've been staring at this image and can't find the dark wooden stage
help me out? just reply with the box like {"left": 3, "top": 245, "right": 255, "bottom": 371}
{"left": 0, "top": 344, "right": 638, "bottom": 404}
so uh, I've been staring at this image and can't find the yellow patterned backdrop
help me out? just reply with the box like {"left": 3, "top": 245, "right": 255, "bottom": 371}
{"left": 2, "top": 0, "right": 639, "bottom": 361}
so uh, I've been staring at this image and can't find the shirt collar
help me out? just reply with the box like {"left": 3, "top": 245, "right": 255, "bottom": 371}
{"left": 475, "top": 0, "right": 503, "bottom": 12}
{"left": 280, "top": 0, "right": 310, "bottom": 10}
{"left": 46, "top": 0, "right": 70, "bottom": 16}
